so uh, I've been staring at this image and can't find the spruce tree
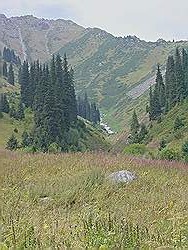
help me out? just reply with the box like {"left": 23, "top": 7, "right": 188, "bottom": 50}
{"left": 155, "top": 65, "right": 165, "bottom": 109}
{"left": 8, "top": 63, "right": 14, "bottom": 85}
{"left": 20, "top": 61, "right": 30, "bottom": 107}
{"left": 130, "top": 110, "right": 139, "bottom": 134}
{"left": 175, "top": 47, "right": 184, "bottom": 101}
{"left": 62, "top": 54, "right": 77, "bottom": 129}
{"left": 149, "top": 86, "right": 154, "bottom": 120}
{"left": 0, "top": 93, "right": 9, "bottom": 113}
{"left": 3, "top": 61, "right": 7, "bottom": 78}
{"left": 68, "top": 67, "right": 77, "bottom": 123}
{"left": 17, "top": 101, "right": 25, "bottom": 120}
{"left": 182, "top": 48, "right": 188, "bottom": 97}
{"left": 21, "top": 131, "right": 32, "bottom": 147}
{"left": 138, "top": 123, "right": 148, "bottom": 142}
{"left": 9, "top": 106, "right": 17, "bottom": 119}
{"left": 165, "top": 55, "right": 177, "bottom": 109}
{"left": 6, "top": 134, "right": 18, "bottom": 150}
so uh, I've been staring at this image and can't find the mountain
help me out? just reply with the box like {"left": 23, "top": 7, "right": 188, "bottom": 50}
{"left": 0, "top": 14, "right": 84, "bottom": 62}
{"left": 1, "top": 14, "right": 188, "bottom": 131}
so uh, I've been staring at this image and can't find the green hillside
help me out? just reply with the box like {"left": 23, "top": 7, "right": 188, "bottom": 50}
{"left": 0, "top": 111, "right": 110, "bottom": 152}
{"left": 58, "top": 31, "right": 188, "bottom": 131}
{"left": 147, "top": 100, "right": 188, "bottom": 154}
{"left": 1, "top": 15, "right": 188, "bottom": 131}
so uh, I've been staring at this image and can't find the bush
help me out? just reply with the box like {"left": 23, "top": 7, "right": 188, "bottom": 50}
{"left": 159, "top": 138, "right": 167, "bottom": 151}
{"left": 159, "top": 148, "right": 181, "bottom": 161}
{"left": 21, "top": 146, "right": 36, "bottom": 153}
{"left": 124, "top": 144, "right": 146, "bottom": 156}
{"left": 174, "top": 116, "right": 184, "bottom": 131}
{"left": 6, "top": 134, "right": 18, "bottom": 150}
{"left": 65, "top": 128, "right": 79, "bottom": 146}
{"left": 14, "top": 128, "right": 18, "bottom": 133}
{"left": 182, "top": 141, "right": 188, "bottom": 162}
{"left": 48, "top": 142, "right": 61, "bottom": 154}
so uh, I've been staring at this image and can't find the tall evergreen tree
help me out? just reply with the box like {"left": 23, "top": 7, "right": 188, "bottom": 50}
{"left": 0, "top": 93, "right": 9, "bottom": 113}
{"left": 130, "top": 110, "right": 139, "bottom": 134}
{"left": 155, "top": 65, "right": 165, "bottom": 109}
{"left": 62, "top": 54, "right": 77, "bottom": 129}
{"left": 149, "top": 66, "right": 164, "bottom": 120}
{"left": 17, "top": 101, "right": 25, "bottom": 120}
{"left": 165, "top": 55, "right": 177, "bottom": 109}
{"left": 175, "top": 47, "right": 184, "bottom": 101}
{"left": 3, "top": 61, "right": 7, "bottom": 78}
{"left": 8, "top": 63, "right": 14, "bottom": 85}
{"left": 130, "top": 110, "right": 140, "bottom": 143}
{"left": 182, "top": 48, "right": 188, "bottom": 97}
{"left": 6, "top": 134, "right": 18, "bottom": 150}
{"left": 20, "top": 61, "right": 30, "bottom": 106}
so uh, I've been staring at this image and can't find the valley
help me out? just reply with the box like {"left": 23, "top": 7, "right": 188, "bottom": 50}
{"left": 0, "top": 11, "right": 188, "bottom": 250}
{"left": 1, "top": 14, "right": 188, "bottom": 131}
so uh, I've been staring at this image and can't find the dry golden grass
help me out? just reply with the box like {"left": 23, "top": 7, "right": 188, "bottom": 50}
{"left": 0, "top": 150, "right": 188, "bottom": 249}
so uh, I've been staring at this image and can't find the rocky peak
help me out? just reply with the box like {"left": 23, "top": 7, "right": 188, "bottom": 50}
{"left": 0, "top": 14, "right": 6, "bottom": 19}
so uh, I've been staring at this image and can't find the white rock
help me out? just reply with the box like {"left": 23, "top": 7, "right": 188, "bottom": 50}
{"left": 108, "top": 170, "right": 137, "bottom": 183}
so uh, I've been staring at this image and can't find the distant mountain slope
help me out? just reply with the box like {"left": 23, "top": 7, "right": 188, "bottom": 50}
{"left": 1, "top": 14, "right": 188, "bottom": 131}
{"left": 58, "top": 33, "right": 188, "bottom": 130}
{"left": 0, "top": 14, "right": 84, "bottom": 62}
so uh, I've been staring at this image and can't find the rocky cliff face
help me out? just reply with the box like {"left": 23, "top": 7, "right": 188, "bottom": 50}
{"left": 0, "top": 14, "right": 85, "bottom": 62}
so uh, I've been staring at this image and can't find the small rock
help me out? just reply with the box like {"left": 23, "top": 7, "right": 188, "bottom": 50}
{"left": 39, "top": 196, "right": 52, "bottom": 203}
{"left": 108, "top": 170, "right": 137, "bottom": 183}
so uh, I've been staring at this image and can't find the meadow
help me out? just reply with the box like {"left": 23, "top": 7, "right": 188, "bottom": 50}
{"left": 0, "top": 150, "right": 188, "bottom": 249}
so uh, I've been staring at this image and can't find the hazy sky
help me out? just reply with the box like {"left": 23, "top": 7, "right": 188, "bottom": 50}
{"left": 1, "top": 0, "right": 188, "bottom": 41}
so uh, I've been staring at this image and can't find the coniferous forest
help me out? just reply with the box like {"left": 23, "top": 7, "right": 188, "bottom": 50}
{"left": 129, "top": 47, "right": 188, "bottom": 145}
{"left": 18, "top": 54, "right": 82, "bottom": 152}
{"left": 77, "top": 93, "right": 100, "bottom": 124}
{"left": 0, "top": 46, "right": 103, "bottom": 152}
{"left": 149, "top": 47, "right": 188, "bottom": 120}
{"left": 0, "top": 47, "right": 17, "bottom": 85}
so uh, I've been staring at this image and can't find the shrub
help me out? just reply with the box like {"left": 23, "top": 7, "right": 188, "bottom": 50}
{"left": 159, "top": 138, "right": 167, "bottom": 151}
{"left": 182, "top": 141, "right": 188, "bottom": 162}
{"left": 124, "top": 144, "right": 146, "bottom": 156}
{"left": 65, "top": 128, "right": 79, "bottom": 146}
{"left": 48, "top": 142, "right": 61, "bottom": 154}
{"left": 174, "top": 116, "right": 184, "bottom": 131}
{"left": 21, "top": 131, "right": 32, "bottom": 147}
{"left": 6, "top": 134, "right": 18, "bottom": 150}
{"left": 22, "top": 146, "right": 36, "bottom": 153}
{"left": 14, "top": 128, "right": 18, "bottom": 133}
{"left": 159, "top": 148, "right": 181, "bottom": 161}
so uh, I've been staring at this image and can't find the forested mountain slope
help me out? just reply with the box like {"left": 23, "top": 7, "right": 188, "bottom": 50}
{"left": 1, "top": 14, "right": 188, "bottom": 131}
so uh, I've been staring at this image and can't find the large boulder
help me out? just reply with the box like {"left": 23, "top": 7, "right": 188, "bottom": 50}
{"left": 108, "top": 170, "right": 137, "bottom": 183}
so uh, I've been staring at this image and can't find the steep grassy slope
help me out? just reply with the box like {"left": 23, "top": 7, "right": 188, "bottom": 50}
{"left": 58, "top": 33, "right": 188, "bottom": 131}
{"left": 0, "top": 113, "right": 110, "bottom": 151}
{"left": 147, "top": 100, "right": 188, "bottom": 152}
{"left": 0, "top": 151, "right": 187, "bottom": 248}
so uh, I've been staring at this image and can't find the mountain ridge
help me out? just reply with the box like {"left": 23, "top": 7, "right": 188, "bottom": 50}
{"left": 1, "top": 14, "right": 188, "bottom": 131}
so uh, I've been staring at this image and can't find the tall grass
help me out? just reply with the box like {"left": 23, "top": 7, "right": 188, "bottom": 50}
{"left": 0, "top": 150, "right": 188, "bottom": 248}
